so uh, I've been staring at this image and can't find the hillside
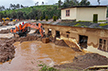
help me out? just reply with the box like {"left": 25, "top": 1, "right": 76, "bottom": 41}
{"left": 0, "top": 5, "right": 61, "bottom": 20}
{"left": 0, "top": 5, "right": 108, "bottom": 21}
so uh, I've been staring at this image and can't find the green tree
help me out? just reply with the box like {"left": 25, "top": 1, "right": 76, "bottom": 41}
{"left": 62, "top": 0, "right": 79, "bottom": 8}
{"left": 58, "top": 0, "right": 61, "bottom": 8}
{"left": 79, "top": 0, "right": 90, "bottom": 6}
{"left": 16, "top": 4, "right": 20, "bottom": 9}
{"left": 97, "top": 0, "right": 100, "bottom": 5}
{"left": 10, "top": 11, "right": 17, "bottom": 19}
{"left": 0, "top": 12, "right": 4, "bottom": 20}
{"left": 17, "top": 11, "right": 24, "bottom": 20}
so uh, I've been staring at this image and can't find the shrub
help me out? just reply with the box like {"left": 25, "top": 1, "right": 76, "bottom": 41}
{"left": 38, "top": 61, "right": 58, "bottom": 71}
{"left": 53, "top": 16, "right": 57, "bottom": 21}
{"left": 56, "top": 16, "right": 58, "bottom": 20}
{"left": 74, "top": 23, "right": 87, "bottom": 27}
{"left": 35, "top": 17, "right": 38, "bottom": 21}
{"left": 40, "top": 16, "right": 43, "bottom": 21}
{"left": 98, "top": 20, "right": 106, "bottom": 22}
{"left": 99, "top": 23, "right": 108, "bottom": 26}
{"left": 45, "top": 16, "right": 48, "bottom": 21}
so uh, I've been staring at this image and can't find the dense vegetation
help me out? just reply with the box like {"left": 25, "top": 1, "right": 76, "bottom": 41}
{"left": 0, "top": 0, "right": 108, "bottom": 21}
{"left": 0, "top": 5, "right": 61, "bottom": 20}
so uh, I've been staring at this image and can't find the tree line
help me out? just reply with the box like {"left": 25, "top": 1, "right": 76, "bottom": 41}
{"left": 0, "top": 5, "right": 60, "bottom": 20}
{"left": 58, "top": 0, "right": 102, "bottom": 8}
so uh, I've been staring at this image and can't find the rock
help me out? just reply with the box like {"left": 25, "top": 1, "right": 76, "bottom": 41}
{"left": 42, "top": 38, "right": 50, "bottom": 43}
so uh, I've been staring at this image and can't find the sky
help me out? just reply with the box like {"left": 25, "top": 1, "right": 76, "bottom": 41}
{"left": 0, "top": 0, "right": 108, "bottom": 8}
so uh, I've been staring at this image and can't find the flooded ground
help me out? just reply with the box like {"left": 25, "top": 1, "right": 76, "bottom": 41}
{"left": 0, "top": 41, "right": 85, "bottom": 71}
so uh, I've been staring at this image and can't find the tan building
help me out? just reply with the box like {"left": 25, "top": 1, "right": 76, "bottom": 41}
{"left": 61, "top": 6, "right": 107, "bottom": 21}
{"left": 42, "top": 22, "right": 108, "bottom": 57}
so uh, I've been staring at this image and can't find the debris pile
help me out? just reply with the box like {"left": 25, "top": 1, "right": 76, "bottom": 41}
{"left": 0, "top": 40, "right": 15, "bottom": 63}
{"left": 2, "top": 21, "right": 10, "bottom": 26}
{"left": 0, "top": 35, "right": 38, "bottom": 63}
{"left": 55, "top": 40, "right": 68, "bottom": 47}
{"left": 54, "top": 53, "right": 108, "bottom": 70}
{"left": 0, "top": 29, "right": 10, "bottom": 34}
{"left": 42, "top": 37, "right": 50, "bottom": 43}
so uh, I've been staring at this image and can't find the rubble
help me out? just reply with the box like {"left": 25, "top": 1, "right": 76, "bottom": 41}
{"left": 0, "top": 35, "right": 38, "bottom": 63}
{"left": 55, "top": 40, "right": 68, "bottom": 47}
{"left": 42, "top": 37, "right": 50, "bottom": 43}
{"left": 0, "top": 29, "right": 10, "bottom": 34}
{"left": 54, "top": 53, "right": 108, "bottom": 70}
{"left": 0, "top": 40, "right": 15, "bottom": 63}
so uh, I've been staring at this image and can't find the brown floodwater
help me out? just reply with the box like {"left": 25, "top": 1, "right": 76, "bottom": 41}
{"left": 0, "top": 41, "right": 85, "bottom": 71}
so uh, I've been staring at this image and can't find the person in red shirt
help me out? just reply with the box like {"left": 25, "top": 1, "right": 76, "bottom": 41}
{"left": 22, "top": 22, "right": 24, "bottom": 25}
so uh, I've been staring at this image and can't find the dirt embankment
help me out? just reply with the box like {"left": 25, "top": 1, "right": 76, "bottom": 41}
{"left": 54, "top": 53, "right": 108, "bottom": 70}
{"left": 0, "top": 40, "right": 15, "bottom": 63}
{"left": 0, "top": 35, "right": 41, "bottom": 63}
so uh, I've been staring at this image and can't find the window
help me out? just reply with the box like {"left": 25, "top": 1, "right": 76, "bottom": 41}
{"left": 66, "top": 10, "right": 70, "bottom": 16}
{"left": 98, "top": 39, "right": 108, "bottom": 52}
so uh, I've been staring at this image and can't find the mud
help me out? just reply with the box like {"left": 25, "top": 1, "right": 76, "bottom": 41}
{"left": 54, "top": 53, "right": 108, "bottom": 70}
{"left": 0, "top": 35, "right": 39, "bottom": 63}
{"left": 0, "top": 29, "right": 10, "bottom": 34}
{"left": 0, "top": 40, "right": 15, "bottom": 63}
{"left": 0, "top": 40, "right": 85, "bottom": 71}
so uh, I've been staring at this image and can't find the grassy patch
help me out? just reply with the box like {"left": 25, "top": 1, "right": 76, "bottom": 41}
{"left": 77, "top": 20, "right": 92, "bottom": 23}
{"left": 98, "top": 20, "right": 106, "bottom": 22}
{"left": 38, "top": 61, "right": 59, "bottom": 71}
{"left": 99, "top": 23, "right": 108, "bottom": 26}
{"left": 74, "top": 23, "right": 87, "bottom": 27}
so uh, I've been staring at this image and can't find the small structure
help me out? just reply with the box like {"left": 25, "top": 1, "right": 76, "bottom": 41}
{"left": 61, "top": 6, "right": 107, "bottom": 22}
{"left": 41, "top": 5, "right": 108, "bottom": 57}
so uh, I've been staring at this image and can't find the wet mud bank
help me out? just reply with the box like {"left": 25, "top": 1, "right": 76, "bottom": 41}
{"left": 54, "top": 53, "right": 108, "bottom": 70}
{"left": 0, "top": 35, "right": 39, "bottom": 63}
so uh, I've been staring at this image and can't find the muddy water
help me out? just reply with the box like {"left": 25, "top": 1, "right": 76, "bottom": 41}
{"left": 0, "top": 41, "right": 85, "bottom": 71}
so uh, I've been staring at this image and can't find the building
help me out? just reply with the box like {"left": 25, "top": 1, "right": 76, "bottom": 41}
{"left": 61, "top": 6, "right": 107, "bottom": 22}
{"left": 42, "top": 21, "right": 108, "bottom": 57}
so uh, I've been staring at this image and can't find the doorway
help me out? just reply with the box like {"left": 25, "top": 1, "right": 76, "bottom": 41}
{"left": 79, "top": 35, "right": 88, "bottom": 49}
{"left": 93, "top": 14, "right": 98, "bottom": 23}
{"left": 56, "top": 31, "right": 60, "bottom": 38}
{"left": 48, "top": 29, "right": 52, "bottom": 37}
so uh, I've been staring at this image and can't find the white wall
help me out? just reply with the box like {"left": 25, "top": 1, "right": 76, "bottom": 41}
{"left": 61, "top": 7, "right": 107, "bottom": 21}
{"left": 61, "top": 8, "right": 77, "bottom": 20}
{"left": 76, "top": 7, "right": 107, "bottom": 21}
